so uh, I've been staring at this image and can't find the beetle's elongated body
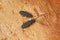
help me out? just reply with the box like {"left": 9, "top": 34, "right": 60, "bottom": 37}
{"left": 19, "top": 11, "right": 33, "bottom": 18}
{"left": 22, "top": 19, "right": 35, "bottom": 28}
{"left": 20, "top": 10, "right": 45, "bottom": 29}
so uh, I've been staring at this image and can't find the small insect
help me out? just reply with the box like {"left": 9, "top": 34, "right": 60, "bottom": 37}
{"left": 22, "top": 19, "right": 35, "bottom": 28}
{"left": 19, "top": 11, "right": 33, "bottom": 18}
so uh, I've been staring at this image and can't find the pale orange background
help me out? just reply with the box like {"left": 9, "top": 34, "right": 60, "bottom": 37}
{"left": 0, "top": 0, "right": 60, "bottom": 40}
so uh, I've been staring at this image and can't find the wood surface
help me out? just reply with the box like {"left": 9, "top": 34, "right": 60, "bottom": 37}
{"left": 0, "top": 0, "right": 60, "bottom": 40}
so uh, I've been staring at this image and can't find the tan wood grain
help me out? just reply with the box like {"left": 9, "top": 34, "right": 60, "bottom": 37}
{"left": 0, "top": 0, "right": 60, "bottom": 40}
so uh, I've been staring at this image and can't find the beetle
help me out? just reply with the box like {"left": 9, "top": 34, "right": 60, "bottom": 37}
{"left": 19, "top": 11, "right": 33, "bottom": 18}
{"left": 22, "top": 19, "right": 35, "bottom": 28}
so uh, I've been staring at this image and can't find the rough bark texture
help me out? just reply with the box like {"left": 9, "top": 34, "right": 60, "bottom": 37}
{"left": 0, "top": 0, "right": 60, "bottom": 40}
